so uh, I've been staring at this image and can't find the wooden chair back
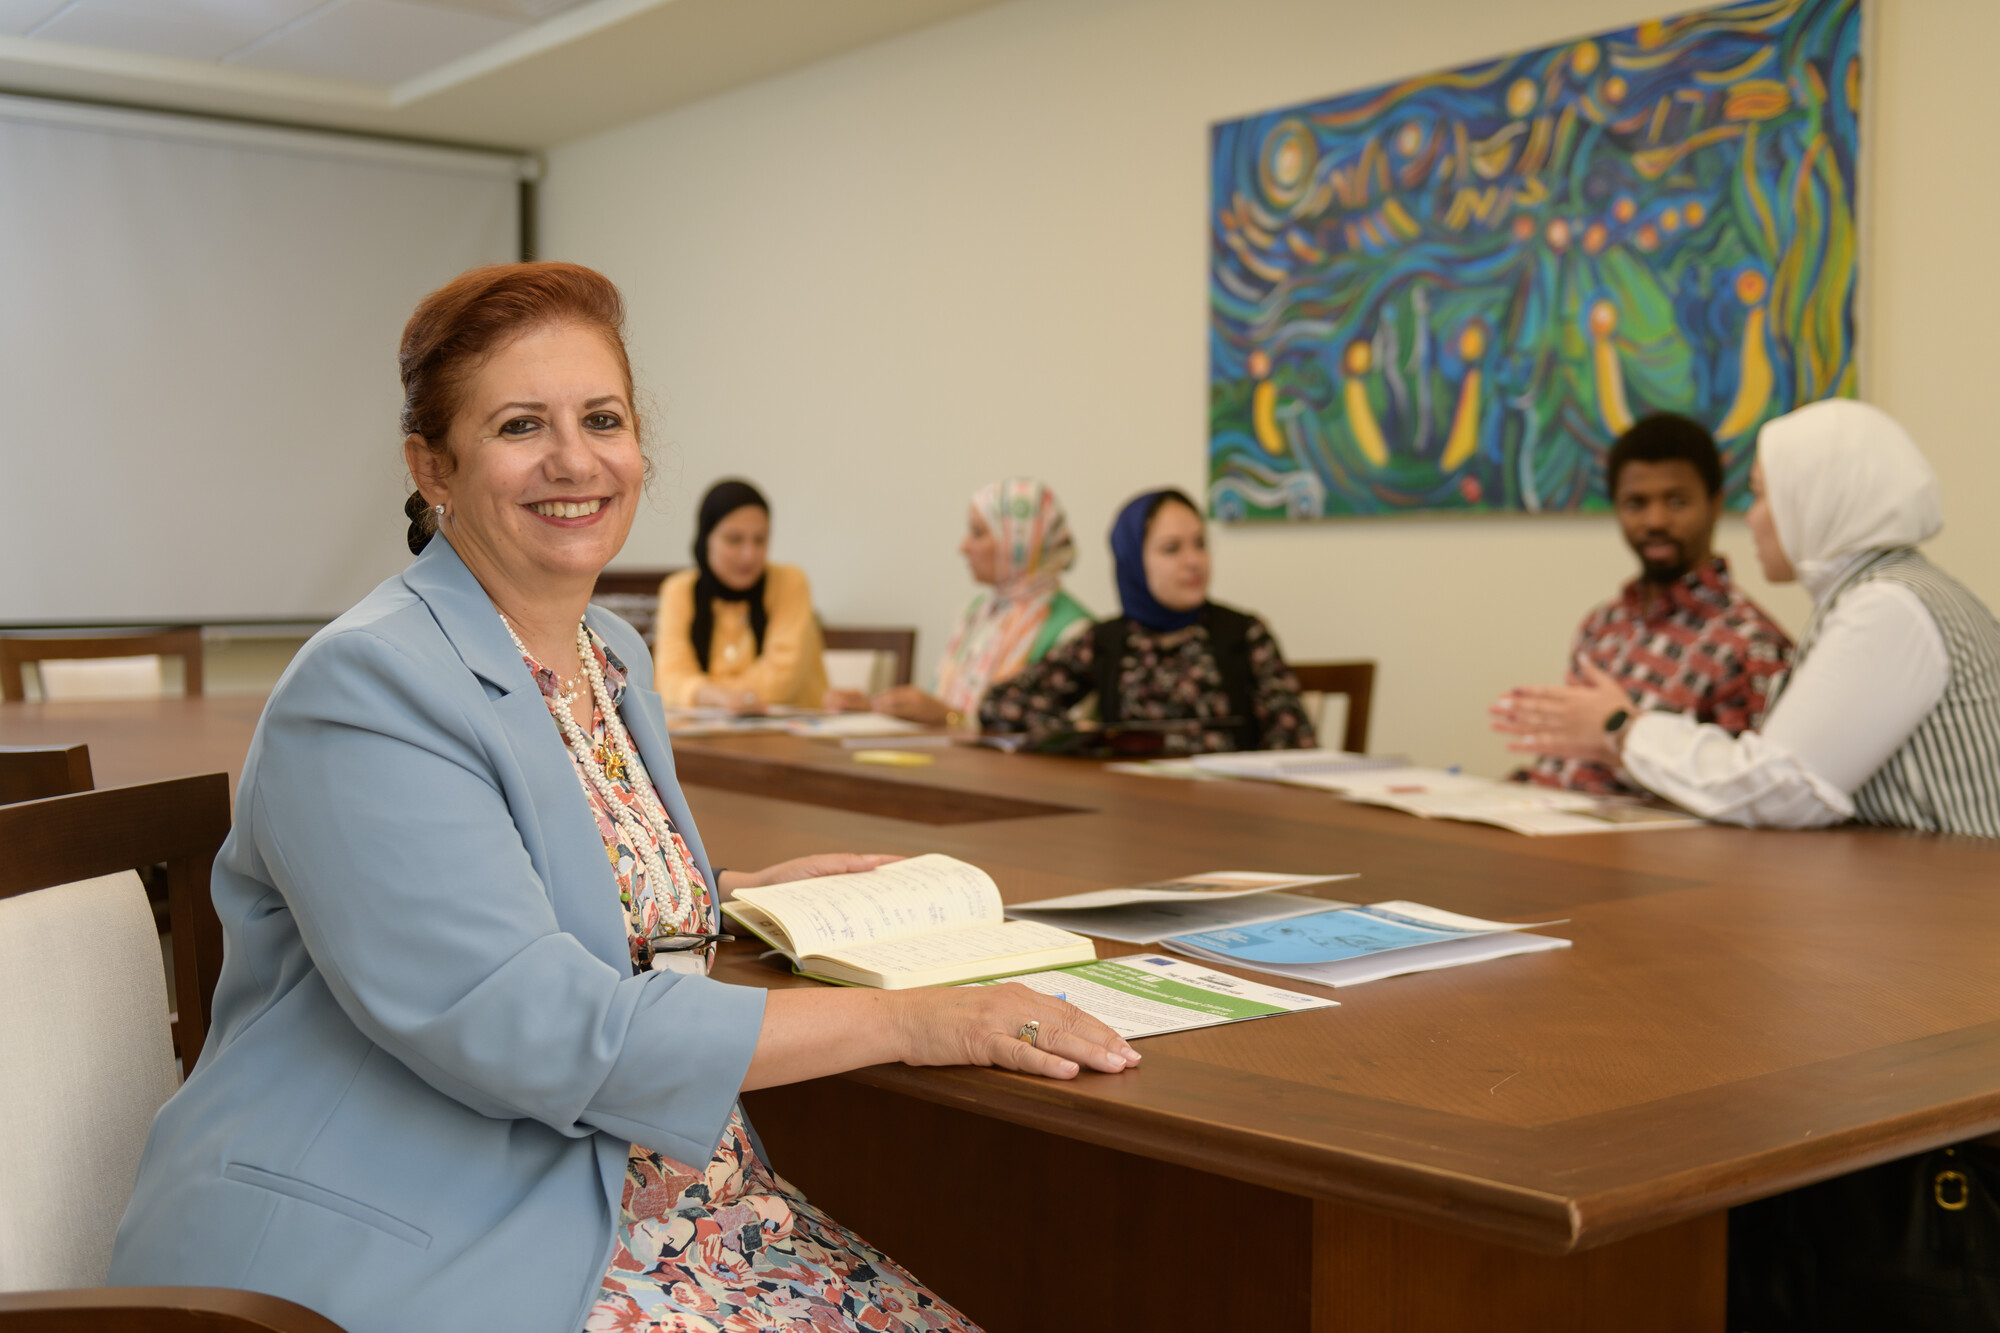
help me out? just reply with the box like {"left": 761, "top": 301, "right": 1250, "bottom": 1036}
{"left": 1289, "top": 660, "right": 1377, "bottom": 754}
{"left": 593, "top": 568, "right": 682, "bottom": 597}
{"left": 0, "top": 775, "right": 231, "bottom": 1066}
{"left": 821, "top": 626, "right": 917, "bottom": 689}
{"left": 590, "top": 568, "right": 680, "bottom": 651}
{"left": 0, "top": 628, "right": 205, "bottom": 702}
{"left": 0, "top": 745, "right": 93, "bottom": 805}
{"left": 0, "top": 1286, "right": 347, "bottom": 1331}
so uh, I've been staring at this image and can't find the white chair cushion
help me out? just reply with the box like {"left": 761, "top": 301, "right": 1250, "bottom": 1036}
{"left": 0, "top": 870, "right": 179, "bottom": 1291}
{"left": 822, "top": 648, "right": 890, "bottom": 696}
{"left": 35, "top": 656, "right": 166, "bottom": 701}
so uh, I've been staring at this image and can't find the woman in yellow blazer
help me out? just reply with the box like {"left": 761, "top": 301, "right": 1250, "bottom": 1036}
{"left": 654, "top": 480, "right": 830, "bottom": 709}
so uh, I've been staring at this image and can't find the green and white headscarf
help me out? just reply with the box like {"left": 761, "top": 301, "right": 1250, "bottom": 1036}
{"left": 934, "top": 479, "right": 1076, "bottom": 713}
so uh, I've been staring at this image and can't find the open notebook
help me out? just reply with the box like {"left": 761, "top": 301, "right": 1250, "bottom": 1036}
{"left": 720, "top": 854, "right": 1094, "bottom": 988}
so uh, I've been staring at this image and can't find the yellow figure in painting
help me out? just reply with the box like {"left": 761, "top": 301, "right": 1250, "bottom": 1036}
{"left": 1247, "top": 349, "right": 1286, "bottom": 456}
{"left": 1589, "top": 301, "right": 1635, "bottom": 437}
{"left": 1342, "top": 341, "right": 1389, "bottom": 467}
{"left": 1441, "top": 321, "right": 1487, "bottom": 471}
{"left": 1717, "top": 270, "right": 1775, "bottom": 439}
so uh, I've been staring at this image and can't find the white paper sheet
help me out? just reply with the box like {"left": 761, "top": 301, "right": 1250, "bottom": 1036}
{"left": 1185, "top": 749, "right": 1410, "bottom": 781}
{"left": 783, "top": 713, "right": 928, "bottom": 738}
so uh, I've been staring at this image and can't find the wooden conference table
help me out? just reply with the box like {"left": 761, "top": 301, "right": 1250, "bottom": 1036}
{"left": 8, "top": 697, "right": 2000, "bottom": 1332}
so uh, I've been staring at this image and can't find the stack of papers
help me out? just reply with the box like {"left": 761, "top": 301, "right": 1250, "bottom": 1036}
{"left": 661, "top": 709, "right": 794, "bottom": 737}
{"left": 783, "top": 713, "right": 929, "bottom": 739}
{"left": 661, "top": 709, "right": 933, "bottom": 740}
{"left": 1005, "top": 871, "right": 1356, "bottom": 944}
{"left": 965, "top": 953, "right": 1337, "bottom": 1039}
{"left": 1100, "top": 758, "right": 1235, "bottom": 780}
{"left": 1262, "top": 765, "right": 1704, "bottom": 836}
{"left": 1185, "top": 748, "right": 1409, "bottom": 781}
{"left": 1165, "top": 900, "right": 1571, "bottom": 987}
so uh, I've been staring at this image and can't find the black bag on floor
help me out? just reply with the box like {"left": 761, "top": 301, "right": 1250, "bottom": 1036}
{"left": 1730, "top": 1142, "right": 2000, "bottom": 1332}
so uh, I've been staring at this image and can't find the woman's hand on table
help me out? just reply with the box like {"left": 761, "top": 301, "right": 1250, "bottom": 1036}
{"left": 892, "top": 982, "right": 1138, "bottom": 1080}
{"left": 820, "top": 688, "right": 872, "bottom": 713}
{"left": 870, "top": 686, "right": 956, "bottom": 726}
{"left": 1488, "top": 660, "right": 1633, "bottom": 764}
{"left": 745, "top": 980, "right": 1138, "bottom": 1090}
{"left": 719, "top": 853, "right": 903, "bottom": 895}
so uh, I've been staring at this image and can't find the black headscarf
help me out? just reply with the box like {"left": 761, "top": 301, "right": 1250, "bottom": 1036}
{"left": 689, "top": 479, "right": 771, "bottom": 671}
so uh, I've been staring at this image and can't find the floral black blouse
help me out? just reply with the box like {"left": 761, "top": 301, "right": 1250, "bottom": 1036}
{"left": 979, "top": 614, "right": 1317, "bottom": 754}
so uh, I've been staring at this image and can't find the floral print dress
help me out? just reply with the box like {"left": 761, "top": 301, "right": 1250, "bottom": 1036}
{"left": 517, "top": 628, "right": 981, "bottom": 1333}
{"left": 979, "top": 614, "right": 1316, "bottom": 754}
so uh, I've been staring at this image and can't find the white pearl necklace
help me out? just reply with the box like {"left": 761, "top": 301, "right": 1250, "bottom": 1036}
{"left": 499, "top": 613, "right": 704, "bottom": 963}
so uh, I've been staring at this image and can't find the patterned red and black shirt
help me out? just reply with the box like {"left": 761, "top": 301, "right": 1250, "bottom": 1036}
{"left": 1521, "top": 557, "right": 1794, "bottom": 794}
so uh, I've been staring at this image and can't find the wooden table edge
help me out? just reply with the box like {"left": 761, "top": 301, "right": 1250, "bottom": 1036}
{"left": 834, "top": 1062, "right": 1589, "bottom": 1254}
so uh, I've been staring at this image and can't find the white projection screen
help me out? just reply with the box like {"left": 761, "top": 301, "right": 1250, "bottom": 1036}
{"left": 0, "top": 95, "right": 525, "bottom": 624}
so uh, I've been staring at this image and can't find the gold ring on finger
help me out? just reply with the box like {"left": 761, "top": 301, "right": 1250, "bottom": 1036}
{"left": 1017, "top": 1020, "right": 1040, "bottom": 1046}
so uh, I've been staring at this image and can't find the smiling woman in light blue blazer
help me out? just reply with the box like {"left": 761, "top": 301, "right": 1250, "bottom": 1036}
{"left": 108, "top": 263, "right": 1137, "bottom": 1333}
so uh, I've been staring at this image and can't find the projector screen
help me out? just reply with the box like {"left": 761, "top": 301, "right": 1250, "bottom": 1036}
{"left": 0, "top": 96, "right": 524, "bottom": 624}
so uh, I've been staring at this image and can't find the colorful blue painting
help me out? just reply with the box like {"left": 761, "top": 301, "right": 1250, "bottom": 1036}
{"left": 1208, "top": 0, "right": 1861, "bottom": 519}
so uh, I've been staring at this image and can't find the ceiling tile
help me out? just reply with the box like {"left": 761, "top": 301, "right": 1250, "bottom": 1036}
{"left": 0, "top": 0, "right": 1016, "bottom": 149}
{"left": 0, "top": 0, "right": 83, "bottom": 39}
{"left": 233, "top": 0, "right": 526, "bottom": 85}
{"left": 27, "top": 0, "right": 326, "bottom": 60}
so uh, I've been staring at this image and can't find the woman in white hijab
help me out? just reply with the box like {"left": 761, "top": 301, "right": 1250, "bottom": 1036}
{"left": 1493, "top": 399, "right": 2000, "bottom": 836}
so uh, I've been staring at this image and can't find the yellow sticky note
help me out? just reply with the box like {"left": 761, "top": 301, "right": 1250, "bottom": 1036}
{"left": 851, "top": 749, "right": 935, "bottom": 767}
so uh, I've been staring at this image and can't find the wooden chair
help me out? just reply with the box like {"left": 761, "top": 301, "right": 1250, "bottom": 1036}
{"left": 1289, "top": 660, "right": 1377, "bottom": 754}
{"left": 0, "top": 776, "right": 337, "bottom": 1331}
{"left": 0, "top": 776, "right": 229, "bottom": 1069}
{"left": 0, "top": 745, "right": 93, "bottom": 805}
{"left": 0, "top": 628, "right": 205, "bottom": 702}
{"left": 822, "top": 626, "right": 917, "bottom": 691}
{"left": 0, "top": 744, "right": 181, "bottom": 946}
{"left": 590, "top": 568, "right": 681, "bottom": 651}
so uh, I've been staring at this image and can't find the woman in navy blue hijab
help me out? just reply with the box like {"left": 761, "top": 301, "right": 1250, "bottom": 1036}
{"left": 980, "top": 488, "right": 1316, "bottom": 753}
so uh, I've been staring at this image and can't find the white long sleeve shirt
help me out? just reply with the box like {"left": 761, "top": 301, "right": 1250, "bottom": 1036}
{"left": 1619, "top": 560, "right": 1949, "bottom": 829}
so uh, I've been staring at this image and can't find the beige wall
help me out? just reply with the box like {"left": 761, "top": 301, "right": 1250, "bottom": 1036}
{"left": 544, "top": 0, "right": 1998, "bottom": 775}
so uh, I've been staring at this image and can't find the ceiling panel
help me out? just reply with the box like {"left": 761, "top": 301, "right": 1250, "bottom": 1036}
{"left": 410, "top": 0, "right": 593, "bottom": 18}
{"left": 234, "top": 0, "right": 525, "bottom": 85}
{"left": 30, "top": 0, "right": 324, "bottom": 61}
{"left": 0, "top": 0, "right": 1018, "bottom": 149}
{"left": 0, "top": 0, "right": 76, "bottom": 37}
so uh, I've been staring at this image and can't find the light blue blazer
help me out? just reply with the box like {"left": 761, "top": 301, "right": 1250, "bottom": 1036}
{"left": 109, "top": 537, "right": 769, "bottom": 1333}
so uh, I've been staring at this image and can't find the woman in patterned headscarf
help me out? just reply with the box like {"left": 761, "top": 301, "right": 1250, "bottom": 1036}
{"left": 872, "top": 478, "right": 1092, "bottom": 725}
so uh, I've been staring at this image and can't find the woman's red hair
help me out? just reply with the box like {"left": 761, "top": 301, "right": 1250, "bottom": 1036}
{"left": 399, "top": 261, "right": 637, "bottom": 553}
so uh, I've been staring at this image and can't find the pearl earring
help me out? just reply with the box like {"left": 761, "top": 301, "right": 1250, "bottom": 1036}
{"left": 434, "top": 504, "right": 446, "bottom": 518}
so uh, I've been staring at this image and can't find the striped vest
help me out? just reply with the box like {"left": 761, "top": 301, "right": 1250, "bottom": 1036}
{"left": 1792, "top": 549, "right": 2000, "bottom": 838}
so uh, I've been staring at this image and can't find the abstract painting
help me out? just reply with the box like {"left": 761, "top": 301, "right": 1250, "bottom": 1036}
{"left": 1207, "top": 0, "right": 1860, "bottom": 519}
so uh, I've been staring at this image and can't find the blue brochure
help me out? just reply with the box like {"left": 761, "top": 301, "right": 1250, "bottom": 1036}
{"left": 1168, "top": 904, "right": 1510, "bottom": 965}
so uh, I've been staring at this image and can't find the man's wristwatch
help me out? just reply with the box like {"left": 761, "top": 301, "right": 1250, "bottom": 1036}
{"left": 1603, "top": 708, "right": 1633, "bottom": 756}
